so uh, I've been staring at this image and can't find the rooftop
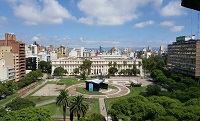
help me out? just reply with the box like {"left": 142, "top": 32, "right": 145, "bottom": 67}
{"left": 181, "top": 0, "right": 200, "bottom": 11}
{"left": 85, "top": 79, "right": 105, "bottom": 84}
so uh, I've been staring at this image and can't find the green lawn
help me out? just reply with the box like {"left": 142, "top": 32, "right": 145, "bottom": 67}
{"left": 108, "top": 85, "right": 118, "bottom": 89}
{"left": 76, "top": 87, "right": 105, "bottom": 95}
{"left": 41, "top": 102, "right": 64, "bottom": 117}
{"left": 41, "top": 98, "right": 99, "bottom": 117}
{"left": 57, "top": 78, "right": 84, "bottom": 86}
{"left": 106, "top": 87, "right": 146, "bottom": 108}
{"left": 86, "top": 99, "right": 100, "bottom": 115}
{"left": 0, "top": 94, "right": 19, "bottom": 106}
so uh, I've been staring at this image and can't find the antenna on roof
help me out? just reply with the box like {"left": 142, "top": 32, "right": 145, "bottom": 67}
{"left": 198, "top": 12, "right": 200, "bottom": 39}
{"left": 191, "top": 9, "right": 193, "bottom": 36}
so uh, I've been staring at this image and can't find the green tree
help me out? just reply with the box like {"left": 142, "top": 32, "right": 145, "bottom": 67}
{"left": 123, "top": 61, "right": 127, "bottom": 69}
{"left": 5, "top": 97, "right": 35, "bottom": 111}
{"left": 73, "top": 68, "right": 80, "bottom": 75}
{"left": 89, "top": 113, "right": 106, "bottom": 121}
{"left": 70, "top": 95, "right": 89, "bottom": 121}
{"left": 131, "top": 64, "right": 140, "bottom": 76}
{"left": 146, "top": 85, "right": 161, "bottom": 96}
{"left": 80, "top": 59, "right": 92, "bottom": 78}
{"left": 56, "top": 90, "right": 71, "bottom": 121}
{"left": 113, "top": 62, "right": 117, "bottom": 68}
{"left": 1, "top": 107, "right": 53, "bottom": 121}
{"left": 108, "top": 67, "right": 118, "bottom": 76}
{"left": 184, "top": 98, "right": 200, "bottom": 106}
{"left": 108, "top": 62, "right": 112, "bottom": 67}
{"left": 3, "top": 80, "right": 17, "bottom": 95}
{"left": 0, "top": 108, "right": 7, "bottom": 119}
{"left": 120, "top": 69, "right": 126, "bottom": 77}
{"left": 54, "top": 67, "right": 68, "bottom": 76}
{"left": 0, "top": 82, "right": 8, "bottom": 97}
{"left": 39, "top": 61, "right": 52, "bottom": 73}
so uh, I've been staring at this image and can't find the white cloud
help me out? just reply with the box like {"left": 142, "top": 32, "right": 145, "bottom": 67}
{"left": 77, "top": 0, "right": 163, "bottom": 26}
{"left": 160, "top": 21, "right": 174, "bottom": 27}
{"left": 7, "top": 0, "right": 75, "bottom": 25}
{"left": 170, "top": 26, "right": 184, "bottom": 32}
{"left": 32, "top": 36, "right": 39, "bottom": 41}
{"left": 0, "top": 16, "right": 7, "bottom": 26}
{"left": 160, "top": 1, "right": 186, "bottom": 17}
{"left": 134, "top": 20, "right": 155, "bottom": 28}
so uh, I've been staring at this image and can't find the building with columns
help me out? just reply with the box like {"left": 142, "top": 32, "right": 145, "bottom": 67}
{"left": 51, "top": 56, "right": 142, "bottom": 76}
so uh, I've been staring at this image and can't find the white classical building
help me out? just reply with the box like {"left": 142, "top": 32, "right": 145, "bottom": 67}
{"left": 51, "top": 55, "right": 142, "bottom": 76}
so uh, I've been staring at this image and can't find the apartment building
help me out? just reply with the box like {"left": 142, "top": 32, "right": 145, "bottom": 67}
{"left": 167, "top": 39, "right": 200, "bottom": 77}
{"left": 0, "top": 33, "right": 26, "bottom": 81}
{"left": 0, "top": 60, "right": 15, "bottom": 82}
{"left": 51, "top": 56, "right": 142, "bottom": 76}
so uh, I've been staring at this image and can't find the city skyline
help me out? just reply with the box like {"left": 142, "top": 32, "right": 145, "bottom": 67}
{"left": 0, "top": 0, "right": 199, "bottom": 48}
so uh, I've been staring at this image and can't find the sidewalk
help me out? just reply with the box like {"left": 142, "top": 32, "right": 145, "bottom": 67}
{"left": 99, "top": 98, "right": 107, "bottom": 119}
{"left": 21, "top": 80, "right": 47, "bottom": 98}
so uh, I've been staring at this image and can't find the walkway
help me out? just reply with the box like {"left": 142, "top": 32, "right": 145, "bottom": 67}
{"left": 21, "top": 80, "right": 47, "bottom": 98}
{"left": 67, "top": 83, "right": 130, "bottom": 99}
{"left": 99, "top": 98, "right": 107, "bottom": 117}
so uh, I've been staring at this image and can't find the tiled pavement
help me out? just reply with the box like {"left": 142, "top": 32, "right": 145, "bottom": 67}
{"left": 67, "top": 82, "right": 130, "bottom": 99}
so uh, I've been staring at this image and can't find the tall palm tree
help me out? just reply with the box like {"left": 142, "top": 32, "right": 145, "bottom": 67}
{"left": 113, "top": 62, "right": 117, "bottom": 68}
{"left": 108, "top": 62, "right": 112, "bottom": 67}
{"left": 70, "top": 95, "right": 88, "bottom": 121}
{"left": 56, "top": 90, "right": 71, "bottom": 121}
{"left": 123, "top": 61, "right": 127, "bottom": 69}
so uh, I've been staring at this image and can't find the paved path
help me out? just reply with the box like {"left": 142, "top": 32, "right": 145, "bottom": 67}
{"left": 99, "top": 98, "right": 107, "bottom": 117}
{"left": 67, "top": 83, "right": 130, "bottom": 99}
{"left": 21, "top": 80, "right": 47, "bottom": 98}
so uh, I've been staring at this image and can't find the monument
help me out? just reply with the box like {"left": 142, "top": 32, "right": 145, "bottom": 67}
{"left": 85, "top": 73, "right": 108, "bottom": 91}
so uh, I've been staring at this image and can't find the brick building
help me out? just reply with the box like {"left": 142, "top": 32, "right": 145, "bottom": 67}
{"left": 0, "top": 33, "right": 26, "bottom": 81}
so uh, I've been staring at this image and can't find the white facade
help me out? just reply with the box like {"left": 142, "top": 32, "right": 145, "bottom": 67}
{"left": 50, "top": 51, "right": 57, "bottom": 61}
{"left": 38, "top": 52, "right": 50, "bottom": 62}
{"left": 80, "top": 47, "right": 84, "bottom": 57}
{"left": 69, "top": 48, "right": 78, "bottom": 58}
{"left": 51, "top": 57, "right": 142, "bottom": 76}
{"left": 0, "top": 60, "right": 15, "bottom": 82}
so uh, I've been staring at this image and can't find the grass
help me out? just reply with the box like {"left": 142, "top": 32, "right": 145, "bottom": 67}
{"left": 76, "top": 87, "right": 105, "bottom": 95}
{"left": 106, "top": 87, "right": 146, "bottom": 108}
{"left": 86, "top": 99, "right": 100, "bottom": 115}
{"left": 41, "top": 102, "right": 64, "bottom": 117}
{"left": 57, "top": 78, "right": 84, "bottom": 86}
{"left": 41, "top": 98, "right": 99, "bottom": 117}
{"left": 0, "top": 94, "right": 19, "bottom": 106}
{"left": 108, "top": 85, "right": 118, "bottom": 89}
{"left": 25, "top": 96, "right": 57, "bottom": 104}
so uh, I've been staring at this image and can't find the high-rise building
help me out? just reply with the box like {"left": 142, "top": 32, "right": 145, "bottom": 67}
{"left": 147, "top": 46, "right": 152, "bottom": 52}
{"left": 57, "top": 45, "right": 69, "bottom": 58}
{"left": 100, "top": 46, "right": 103, "bottom": 53}
{"left": 167, "top": 39, "right": 200, "bottom": 77}
{"left": 0, "top": 33, "right": 26, "bottom": 81}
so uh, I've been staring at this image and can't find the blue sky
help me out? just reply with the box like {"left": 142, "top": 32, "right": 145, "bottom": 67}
{"left": 0, "top": 0, "right": 199, "bottom": 48}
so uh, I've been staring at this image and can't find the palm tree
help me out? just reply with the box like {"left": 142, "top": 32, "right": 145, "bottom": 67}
{"left": 70, "top": 95, "right": 88, "bottom": 121}
{"left": 56, "top": 90, "right": 71, "bottom": 121}
{"left": 123, "top": 61, "right": 127, "bottom": 69}
{"left": 108, "top": 62, "right": 112, "bottom": 67}
{"left": 113, "top": 62, "right": 117, "bottom": 68}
